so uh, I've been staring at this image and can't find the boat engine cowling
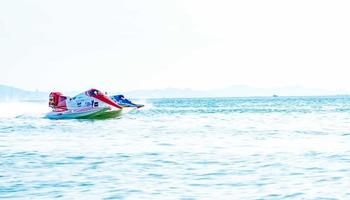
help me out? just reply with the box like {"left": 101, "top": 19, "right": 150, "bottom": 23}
{"left": 49, "top": 92, "right": 62, "bottom": 108}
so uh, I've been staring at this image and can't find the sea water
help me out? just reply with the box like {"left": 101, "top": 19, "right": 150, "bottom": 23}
{"left": 0, "top": 97, "right": 349, "bottom": 199}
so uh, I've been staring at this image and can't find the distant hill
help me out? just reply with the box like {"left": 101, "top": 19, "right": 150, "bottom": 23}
{"left": 0, "top": 84, "right": 348, "bottom": 100}
{"left": 0, "top": 85, "right": 47, "bottom": 101}
{"left": 123, "top": 85, "right": 349, "bottom": 98}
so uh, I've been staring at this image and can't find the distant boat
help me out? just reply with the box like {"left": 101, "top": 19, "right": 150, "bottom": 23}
{"left": 272, "top": 94, "right": 279, "bottom": 97}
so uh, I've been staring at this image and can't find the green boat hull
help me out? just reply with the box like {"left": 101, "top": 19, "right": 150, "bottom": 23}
{"left": 46, "top": 108, "right": 123, "bottom": 120}
{"left": 77, "top": 109, "right": 123, "bottom": 119}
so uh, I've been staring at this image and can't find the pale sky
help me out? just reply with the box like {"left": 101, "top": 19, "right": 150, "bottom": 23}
{"left": 1, "top": 0, "right": 349, "bottom": 92}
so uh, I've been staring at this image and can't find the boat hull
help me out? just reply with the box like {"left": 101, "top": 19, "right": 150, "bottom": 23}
{"left": 46, "top": 107, "right": 122, "bottom": 120}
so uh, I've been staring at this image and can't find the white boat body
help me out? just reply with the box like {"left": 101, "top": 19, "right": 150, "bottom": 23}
{"left": 46, "top": 89, "right": 123, "bottom": 119}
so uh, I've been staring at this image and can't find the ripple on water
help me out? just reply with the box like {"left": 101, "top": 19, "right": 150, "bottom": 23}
{"left": 1, "top": 97, "right": 350, "bottom": 199}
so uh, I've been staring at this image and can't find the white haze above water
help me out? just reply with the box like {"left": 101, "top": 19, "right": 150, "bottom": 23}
{"left": 1, "top": 0, "right": 350, "bottom": 92}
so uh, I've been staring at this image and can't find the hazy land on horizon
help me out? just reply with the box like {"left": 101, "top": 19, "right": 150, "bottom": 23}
{"left": 1, "top": 84, "right": 349, "bottom": 101}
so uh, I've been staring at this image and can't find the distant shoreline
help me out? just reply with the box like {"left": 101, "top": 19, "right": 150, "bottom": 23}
{"left": 1, "top": 84, "right": 349, "bottom": 100}
{"left": 1, "top": 95, "right": 350, "bottom": 103}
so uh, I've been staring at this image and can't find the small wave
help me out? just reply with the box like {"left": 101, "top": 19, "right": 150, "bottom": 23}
{"left": 0, "top": 102, "right": 49, "bottom": 119}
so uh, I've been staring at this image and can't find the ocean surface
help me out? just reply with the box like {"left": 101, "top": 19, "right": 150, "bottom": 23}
{"left": 0, "top": 97, "right": 350, "bottom": 199}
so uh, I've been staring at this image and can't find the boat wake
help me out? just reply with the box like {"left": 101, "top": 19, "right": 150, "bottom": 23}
{"left": 0, "top": 102, "right": 49, "bottom": 119}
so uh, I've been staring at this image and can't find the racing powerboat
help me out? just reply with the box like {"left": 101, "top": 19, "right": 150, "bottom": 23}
{"left": 46, "top": 89, "right": 124, "bottom": 119}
